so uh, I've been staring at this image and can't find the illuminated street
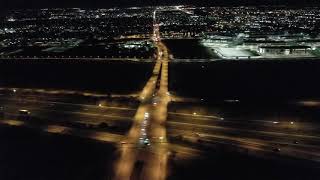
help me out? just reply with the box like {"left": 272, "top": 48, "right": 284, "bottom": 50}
{"left": 113, "top": 9, "right": 171, "bottom": 180}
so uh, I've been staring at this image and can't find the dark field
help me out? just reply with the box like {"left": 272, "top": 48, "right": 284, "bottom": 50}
{"left": 0, "top": 126, "right": 117, "bottom": 180}
{"left": 167, "top": 149, "right": 320, "bottom": 180}
{"left": 0, "top": 125, "right": 319, "bottom": 180}
{"left": 169, "top": 59, "right": 320, "bottom": 101}
{"left": 0, "top": 59, "right": 155, "bottom": 94}
{"left": 163, "top": 39, "right": 219, "bottom": 59}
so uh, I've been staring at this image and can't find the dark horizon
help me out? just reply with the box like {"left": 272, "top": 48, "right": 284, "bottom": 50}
{"left": 2, "top": 0, "right": 320, "bottom": 10}
{"left": 1, "top": 1, "right": 320, "bottom": 17}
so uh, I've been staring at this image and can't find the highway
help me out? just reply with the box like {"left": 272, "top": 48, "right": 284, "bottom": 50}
{"left": 113, "top": 9, "right": 171, "bottom": 180}
{"left": 165, "top": 110, "right": 320, "bottom": 163}
{"left": 2, "top": 91, "right": 320, "bottom": 159}
{"left": 168, "top": 112, "right": 320, "bottom": 135}
{"left": 1, "top": 87, "right": 320, "bottom": 175}
{"left": 0, "top": 119, "right": 124, "bottom": 143}
{"left": 0, "top": 94, "right": 138, "bottom": 141}
{"left": 0, "top": 87, "right": 139, "bottom": 99}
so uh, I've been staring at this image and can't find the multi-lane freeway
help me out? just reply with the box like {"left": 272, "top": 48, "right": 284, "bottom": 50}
{"left": 1, "top": 87, "right": 320, "bottom": 178}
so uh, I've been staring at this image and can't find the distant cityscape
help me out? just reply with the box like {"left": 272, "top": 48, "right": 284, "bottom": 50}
{"left": 1, "top": 6, "right": 320, "bottom": 60}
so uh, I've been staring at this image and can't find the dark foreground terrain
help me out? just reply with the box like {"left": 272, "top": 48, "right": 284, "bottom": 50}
{"left": 170, "top": 59, "right": 320, "bottom": 101}
{"left": 168, "top": 150, "right": 320, "bottom": 180}
{"left": 1, "top": 58, "right": 320, "bottom": 101}
{"left": 0, "top": 59, "right": 154, "bottom": 94}
{"left": 0, "top": 126, "right": 117, "bottom": 180}
{"left": 0, "top": 125, "right": 319, "bottom": 180}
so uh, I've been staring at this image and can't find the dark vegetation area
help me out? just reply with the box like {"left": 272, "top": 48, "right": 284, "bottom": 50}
{"left": 167, "top": 147, "right": 320, "bottom": 180}
{"left": 0, "top": 126, "right": 117, "bottom": 180}
{"left": 0, "top": 59, "right": 154, "bottom": 94}
{"left": 169, "top": 59, "right": 320, "bottom": 102}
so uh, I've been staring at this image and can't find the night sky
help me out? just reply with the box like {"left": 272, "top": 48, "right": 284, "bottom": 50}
{"left": 1, "top": 0, "right": 320, "bottom": 12}
{"left": 2, "top": 0, "right": 320, "bottom": 8}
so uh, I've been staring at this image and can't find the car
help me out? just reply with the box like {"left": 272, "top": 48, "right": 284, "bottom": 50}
{"left": 194, "top": 133, "right": 202, "bottom": 137}
{"left": 152, "top": 98, "right": 159, "bottom": 106}
{"left": 273, "top": 148, "right": 281, "bottom": 152}
{"left": 19, "top": 109, "right": 30, "bottom": 115}
{"left": 18, "top": 109, "right": 31, "bottom": 120}
{"left": 144, "top": 141, "right": 151, "bottom": 146}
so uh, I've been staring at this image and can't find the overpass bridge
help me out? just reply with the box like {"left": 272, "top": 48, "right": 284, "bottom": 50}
{"left": 113, "top": 9, "right": 171, "bottom": 180}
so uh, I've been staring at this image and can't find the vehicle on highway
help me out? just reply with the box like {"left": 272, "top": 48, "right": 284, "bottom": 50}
{"left": 144, "top": 112, "right": 149, "bottom": 118}
{"left": 194, "top": 132, "right": 203, "bottom": 137}
{"left": 18, "top": 109, "right": 31, "bottom": 120}
{"left": 273, "top": 147, "right": 281, "bottom": 152}
{"left": 120, "top": 141, "right": 127, "bottom": 145}
{"left": 139, "top": 138, "right": 151, "bottom": 146}
{"left": 152, "top": 97, "right": 159, "bottom": 106}
{"left": 143, "top": 138, "right": 151, "bottom": 146}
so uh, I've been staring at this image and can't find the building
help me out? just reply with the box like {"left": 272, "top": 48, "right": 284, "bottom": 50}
{"left": 258, "top": 45, "right": 311, "bottom": 55}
